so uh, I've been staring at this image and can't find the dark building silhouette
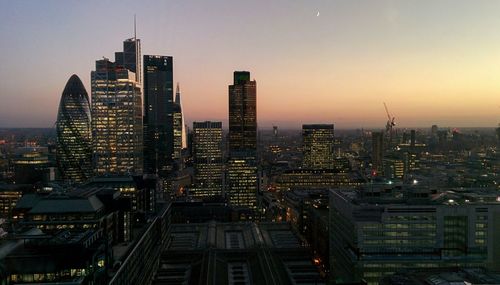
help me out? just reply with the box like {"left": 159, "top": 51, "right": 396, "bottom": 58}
{"left": 115, "top": 37, "right": 141, "bottom": 84}
{"left": 56, "top": 74, "right": 92, "bottom": 183}
{"left": 228, "top": 71, "right": 257, "bottom": 153}
{"left": 227, "top": 71, "right": 258, "bottom": 212}
{"left": 143, "top": 55, "right": 174, "bottom": 175}
{"left": 372, "top": 131, "right": 384, "bottom": 174}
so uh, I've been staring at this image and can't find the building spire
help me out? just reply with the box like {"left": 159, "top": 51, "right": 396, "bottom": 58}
{"left": 175, "top": 82, "right": 181, "bottom": 104}
{"left": 134, "top": 14, "right": 137, "bottom": 40}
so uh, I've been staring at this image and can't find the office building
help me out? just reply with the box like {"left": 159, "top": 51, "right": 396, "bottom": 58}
{"left": 227, "top": 71, "right": 258, "bottom": 211}
{"left": 383, "top": 157, "right": 405, "bottom": 180}
{"left": 115, "top": 37, "right": 141, "bottom": 84}
{"left": 12, "top": 147, "right": 52, "bottom": 184}
{"left": 302, "top": 124, "right": 335, "bottom": 169}
{"left": 226, "top": 154, "right": 258, "bottom": 211}
{"left": 228, "top": 71, "right": 257, "bottom": 153}
{"left": 192, "top": 121, "right": 223, "bottom": 198}
{"left": 275, "top": 169, "right": 363, "bottom": 191}
{"left": 143, "top": 55, "right": 174, "bottom": 175}
{"left": 56, "top": 74, "right": 93, "bottom": 184}
{"left": 372, "top": 131, "right": 385, "bottom": 174}
{"left": 330, "top": 185, "right": 500, "bottom": 285}
{"left": 91, "top": 47, "right": 143, "bottom": 175}
{"left": 0, "top": 184, "right": 30, "bottom": 220}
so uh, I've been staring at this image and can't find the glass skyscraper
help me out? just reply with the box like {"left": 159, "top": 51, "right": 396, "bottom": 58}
{"left": 143, "top": 55, "right": 174, "bottom": 175}
{"left": 56, "top": 74, "right": 92, "bottom": 183}
{"left": 227, "top": 71, "right": 258, "bottom": 210}
{"left": 172, "top": 83, "right": 184, "bottom": 161}
{"left": 228, "top": 71, "right": 257, "bottom": 153}
{"left": 192, "top": 121, "right": 223, "bottom": 198}
{"left": 91, "top": 43, "right": 143, "bottom": 175}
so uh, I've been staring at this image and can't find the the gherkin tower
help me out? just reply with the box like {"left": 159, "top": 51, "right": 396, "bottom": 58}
{"left": 56, "top": 74, "right": 92, "bottom": 183}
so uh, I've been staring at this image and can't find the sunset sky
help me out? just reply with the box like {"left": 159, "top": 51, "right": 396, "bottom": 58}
{"left": 0, "top": 0, "right": 499, "bottom": 129}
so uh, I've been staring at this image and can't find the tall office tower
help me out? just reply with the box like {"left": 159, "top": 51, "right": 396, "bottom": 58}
{"left": 172, "top": 83, "right": 184, "bottom": 160}
{"left": 192, "top": 121, "right": 223, "bottom": 198}
{"left": 115, "top": 37, "right": 141, "bottom": 84}
{"left": 227, "top": 71, "right": 258, "bottom": 210}
{"left": 56, "top": 75, "right": 92, "bottom": 183}
{"left": 91, "top": 58, "right": 143, "bottom": 175}
{"left": 302, "top": 124, "right": 335, "bottom": 169}
{"left": 143, "top": 55, "right": 174, "bottom": 175}
{"left": 372, "top": 131, "right": 384, "bottom": 174}
{"left": 228, "top": 71, "right": 257, "bottom": 153}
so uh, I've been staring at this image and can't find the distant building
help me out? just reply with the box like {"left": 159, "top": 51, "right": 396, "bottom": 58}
{"left": 0, "top": 184, "right": 31, "bottom": 219}
{"left": 172, "top": 83, "right": 184, "bottom": 161}
{"left": 372, "top": 131, "right": 384, "bottom": 174}
{"left": 56, "top": 74, "right": 93, "bottom": 184}
{"left": 143, "top": 55, "right": 174, "bottom": 175}
{"left": 302, "top": 124, "right": 335, "bottom": 169}
{"left": 383, "top": 157, "right": 405, "bottom": 180}
{"left": 12, "top": 147, "right": 52, "bottom": 184}
{"left": 192, "top": 121, "right": 223, "bottom": 198}
{"left": 91, "top": 54, "right": 142, "bottom": 175}
{"left": 275, "top": 169, "right": 363, "bottom": 191}
{"left": 330, "top": 185, "right": 500, "bottom": 285}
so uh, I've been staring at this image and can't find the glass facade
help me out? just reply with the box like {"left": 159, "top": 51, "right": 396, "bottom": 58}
{"left": 227, "top": 71, "right": 258, "bottom": 210}
{"left": 91, "top": 59, "right": 143, "bottom": 175}
{"left": 329, "top": 189, "right": 500, "bottom": 285}
{"left": 227, "top": 154, "right": 258, "bottom": 209}
{"left": 302, "top": 124, "right": 335, "bottom": 169}
{"left": 228, "top": 71, "right": 257, "bottom": 153}
{"left": 192, "top": 121, "right": 223, "bottom": 198}
{"left": 143, "top": 55, "right": 174, "bottom": 175}
{"left": 56, "top": 74, "right": 92, "bottom": 183}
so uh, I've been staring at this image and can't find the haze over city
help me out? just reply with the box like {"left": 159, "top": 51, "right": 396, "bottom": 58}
{"left": 1, "top": 0, "right": 499, "bottom": 128}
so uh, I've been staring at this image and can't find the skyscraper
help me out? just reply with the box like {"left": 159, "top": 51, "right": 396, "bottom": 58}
{"left": 227, "top": 71, "right": 258, "bottom": 210}
{"left": 172, "top": 83, "right": 184, "bottom": 160}
{"left": 192, "top": 121, "right": 223, "bottom": 198}
{"left": 56, "top": 74, "right": 92, "bottom": 183}
{"left": 91, "top": 55, "right": 143, "bottom": 175}
{"left": 143, "top": 55, "right": 174, "bottom": 175}
{"left": 228, "top": 71, "right": 257, "bottom": 153}
{"left": 302, "top": 124, "right": 335, "bottom": 169}
{"left": 115, "top": 37, "right": 141, "bottom": 84}
{"left": 372, "top": 131, "right": 384, "bottom": 174}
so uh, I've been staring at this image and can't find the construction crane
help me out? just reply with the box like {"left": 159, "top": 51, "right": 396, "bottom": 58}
{"left": 383, "top": 102, "right": 396, "bottom": 144}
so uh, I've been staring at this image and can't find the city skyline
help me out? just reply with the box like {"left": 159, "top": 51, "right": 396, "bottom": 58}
{"left": 1, "top": 0, "right": 500, "bottom": 129}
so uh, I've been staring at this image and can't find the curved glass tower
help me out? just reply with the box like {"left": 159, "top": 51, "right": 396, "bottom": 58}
{"left": 56, "top": 74, "right": 92, "bottom": 183}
